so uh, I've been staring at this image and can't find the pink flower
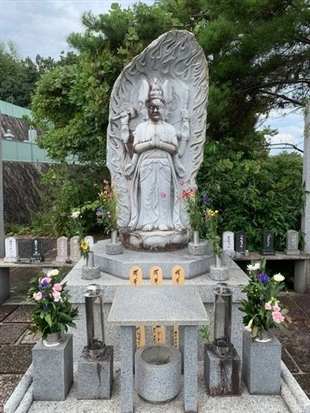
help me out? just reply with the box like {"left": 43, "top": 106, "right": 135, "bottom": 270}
{"left": 33, "top": 292, "right": 43, "bottom": 301}
{"left": 53, "top": 283, "right": 62, "bottom": 292}
{"left": 272, "top": 311, "right": 285, "bottom": 323}
{"left": 244, "top": 326, "right": 252, "bottom": 332}
{"left": 52, "top": 291, "right": 62, "bottom": 302}
{"left": 264, "top": 303, "right": 272, "bottom": 310}
{"left": 272, "top": 305, "right": 281, "bottom": 312}
{"left": 160, "top": 191, "right": 167, "bottom": 198}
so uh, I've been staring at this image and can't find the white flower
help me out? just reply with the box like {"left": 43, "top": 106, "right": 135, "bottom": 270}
{"left": 273, "top": 273, "right": 285, "bottom": 282}
{"left": 48, "top": 269, "right": 59, "bottom": 277}
{"left": 247, "top": 262, "right": 260, "bottom": 272}
{"left": 71, "top": 211, "right": 80, "bottom": 219}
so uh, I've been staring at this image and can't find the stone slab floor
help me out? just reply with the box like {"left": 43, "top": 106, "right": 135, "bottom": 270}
{"left": 0, "top": 239, "right": 309, "bottom": 412}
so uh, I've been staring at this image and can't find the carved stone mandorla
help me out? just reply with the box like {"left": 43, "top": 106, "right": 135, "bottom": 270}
{"left": 107, "top": 30, "right": 208, "bottom": 250}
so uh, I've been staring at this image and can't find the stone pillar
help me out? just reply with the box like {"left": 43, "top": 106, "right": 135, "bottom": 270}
{"left": 301, "top": 102, "right": 310, "bottom": 254}
{"left": 0, "top": 122, "right": 10, "bottom": 304}
{"left": 32, "top": 334, "right": 73, "bottom": 401}
{"left": 120, "top": 326, "right": 135, "bottom": 413}
{"left": 300, "top": 102, "right": 310, "bottom": 293}
{"left": 184, "top": 325, "right": 198, "bottom": 413}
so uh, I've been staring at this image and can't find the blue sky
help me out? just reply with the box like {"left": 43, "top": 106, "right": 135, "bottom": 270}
{"left": 0, "top": 0, "right": 305, "bottom": 153}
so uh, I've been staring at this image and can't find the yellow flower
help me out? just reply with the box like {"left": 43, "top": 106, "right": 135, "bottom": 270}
{"left": 80, "top": 240, "right": 89, "bottom": 251}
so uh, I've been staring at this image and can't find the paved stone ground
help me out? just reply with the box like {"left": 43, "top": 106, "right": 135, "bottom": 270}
{"left": 0, "top": 239, "right": 309, "bottom": 412}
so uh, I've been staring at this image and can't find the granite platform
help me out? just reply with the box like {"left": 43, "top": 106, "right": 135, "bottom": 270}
{"left": 4, "top": 361, "right": 310, "bottom": 413}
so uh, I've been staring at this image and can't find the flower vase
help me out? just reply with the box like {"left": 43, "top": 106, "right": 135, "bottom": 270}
{"left": 210, "top": 253, "right": 228, "bottom": 281}
{"left": 193, "top": 230, "right": 200, "bottom": 245}
{"left": 82, "top": 251, "right": 100, "bottom": 280}
{"left": 242, "top": 330, "right": 281, "bottom": 394}
{"left": 43, "top": 331, "right": 64, "bottom": 347}
{"left": 255, "top": 329, "right": 272, "bottom": 343}
{"left": 215, "top": 254, "right": 222, "bottom": 268}
{"left": 111, "top": 229, "right": 118, "bottom": 244}
{"left": 188, "top": 230, "right": 208, "bottom": 255}
{"left": 33, "top": 334, "right": 73, "bottom": 400}
{"left": 106, "top": 229, "right": 123, "bottom": 255}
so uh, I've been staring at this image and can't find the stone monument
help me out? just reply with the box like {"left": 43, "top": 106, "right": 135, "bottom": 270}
{"left": 107, "top": 30, "right": 208, "bottom": 250}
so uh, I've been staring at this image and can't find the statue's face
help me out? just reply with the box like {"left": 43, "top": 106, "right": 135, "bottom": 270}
{"left": 147, "top": 99, "right": 163, "bottom": 122}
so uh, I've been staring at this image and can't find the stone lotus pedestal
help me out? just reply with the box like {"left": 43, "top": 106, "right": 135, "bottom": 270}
{"left": 135, "top": 344, "right": 182, "bottom": 403}
{"left": 242, "top": 330, "right": 281, "bottom": 395}
{"left": 32, "top": 333, "right": 73, "bottom": 401}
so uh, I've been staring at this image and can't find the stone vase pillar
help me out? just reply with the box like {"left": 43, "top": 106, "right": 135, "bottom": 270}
{"left": 242, "top": 330, "right": 281, "bottom": 394}
{"left": 210, "top": 253, "right": 229, "bottom": 281}
{"left": 32, "top": 334, "right": 73, "bottom": 400}
{"left": 106, "top": 230, "right": 122, "bottom": 255}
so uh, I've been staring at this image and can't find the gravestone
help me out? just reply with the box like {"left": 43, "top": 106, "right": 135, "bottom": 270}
{"left": 235, "top": 232, "right": 247, "bottom": 257}
{"left": 262, "top": 230, "right": 275, "bottom": 256}
{"left": 222, "top": 231, "right": 235, "bottom": 261}
{"left": 56, "top": 236, "right": 68, "bottom": 263}
{"left": 70, "top": 236, "right": 81, "bottom": 262}
{"left": 107, "top": 30, "right": 208, "bottom": 251}
{"left": 84, "top": 236, "right": 94, "bottom": 250}
{"left": 30, "top": 238, "right": 44, "bottom": 262}
{"left": 284, "top": 230, "right": 300, "bottom": 256}
{"left": 4, "top": 236, "right": 19, "bottom": 263}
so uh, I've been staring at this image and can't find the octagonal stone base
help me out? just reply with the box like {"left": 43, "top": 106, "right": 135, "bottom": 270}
{"left": 93, "top": 240, "right": 214, "bottom": 279}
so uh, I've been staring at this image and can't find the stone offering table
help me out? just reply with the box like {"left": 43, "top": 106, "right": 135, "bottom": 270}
{"left": 108, "top": 285, "right": 208, "bottom": 413}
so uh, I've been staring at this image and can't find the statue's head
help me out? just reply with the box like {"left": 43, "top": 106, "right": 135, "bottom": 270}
{"left": 146, "top": 79, "right": 165, "bottom": 122}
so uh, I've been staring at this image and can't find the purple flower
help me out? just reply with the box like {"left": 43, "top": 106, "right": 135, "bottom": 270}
{"left": 96, "top": 207, "right": 103, "bottom": 216}
{"left": 202, "top": 194, "right": 211, "bottom": 204}
{"left": 256, "top": 272, "right": 269, "bottom": 286}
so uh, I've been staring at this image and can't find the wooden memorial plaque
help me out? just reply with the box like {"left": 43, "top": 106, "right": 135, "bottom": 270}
{"left": 172, "top": 265, "right": 185, "bottom": 348}
{"left": 150, "top": 266, "right": 163, "bottom": 285}
{"left": 172, "top": 265, "right": 185, "bottom": 285}
{"left": 129, "top": 266, "right": 145, "bottom": 347}
{"left": 129, "top": 266, "right": 143, "bottom": 286}
{"left": 152, "top": 325, "right": 166, "bottom": 344}
{"left": 150, "top": 266, "right": 165, "bottom": 343}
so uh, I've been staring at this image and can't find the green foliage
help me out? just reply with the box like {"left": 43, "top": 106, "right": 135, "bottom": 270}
{"left": 27, "top": 269, "right": 79, "bottom": 339}
{"left": 0, "top": 41, "right": 39, "bottom": 108}
{"left": 25, "top": 1, "right": 306, "bottom": 240}
{"left": 36, "top": 164, "right": 106, "bottom": 237}
{"left": 198, "top": 144, "right": 303, "bottom": 251}
{"left": 200, "top": 325, "right": 212, "bottom": 344}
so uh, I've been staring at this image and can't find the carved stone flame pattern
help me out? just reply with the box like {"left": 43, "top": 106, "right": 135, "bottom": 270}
{"left": 107, "top": 30, "right": 208, "bottom": 230}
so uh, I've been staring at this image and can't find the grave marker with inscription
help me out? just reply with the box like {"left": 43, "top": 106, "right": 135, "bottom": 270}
{"left": 56, "top": 236, "right": 68, "bottom": 263}
{"left": 85, "top": 236, "right": 94, "bottom": 250}
{"left": 284, "top": 230, "right": 300, "bottom": 256}
{"left": 262, "top": 230, "right": 275, "bottom": 256}
{"left": 235, "top": 232, "right": 247, "bottom": 257}
{"left": 30, "top": 238, "right": 44, "bottom": 262}
{"left": 223, "top": 231, "right": 235, "bottom": 253}
{"left": 70, "top": 236, "right": 81, "bottom": 262}
{"left": 4, "top": 237, "right": 19, "bottom": 263}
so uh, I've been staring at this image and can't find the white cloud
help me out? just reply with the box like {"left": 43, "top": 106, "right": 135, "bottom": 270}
{"left": 1, "top": 0, "right": 154, "bottom": 60}
{"left": 259, "top": 108, "right": 304, "bottom": 153}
